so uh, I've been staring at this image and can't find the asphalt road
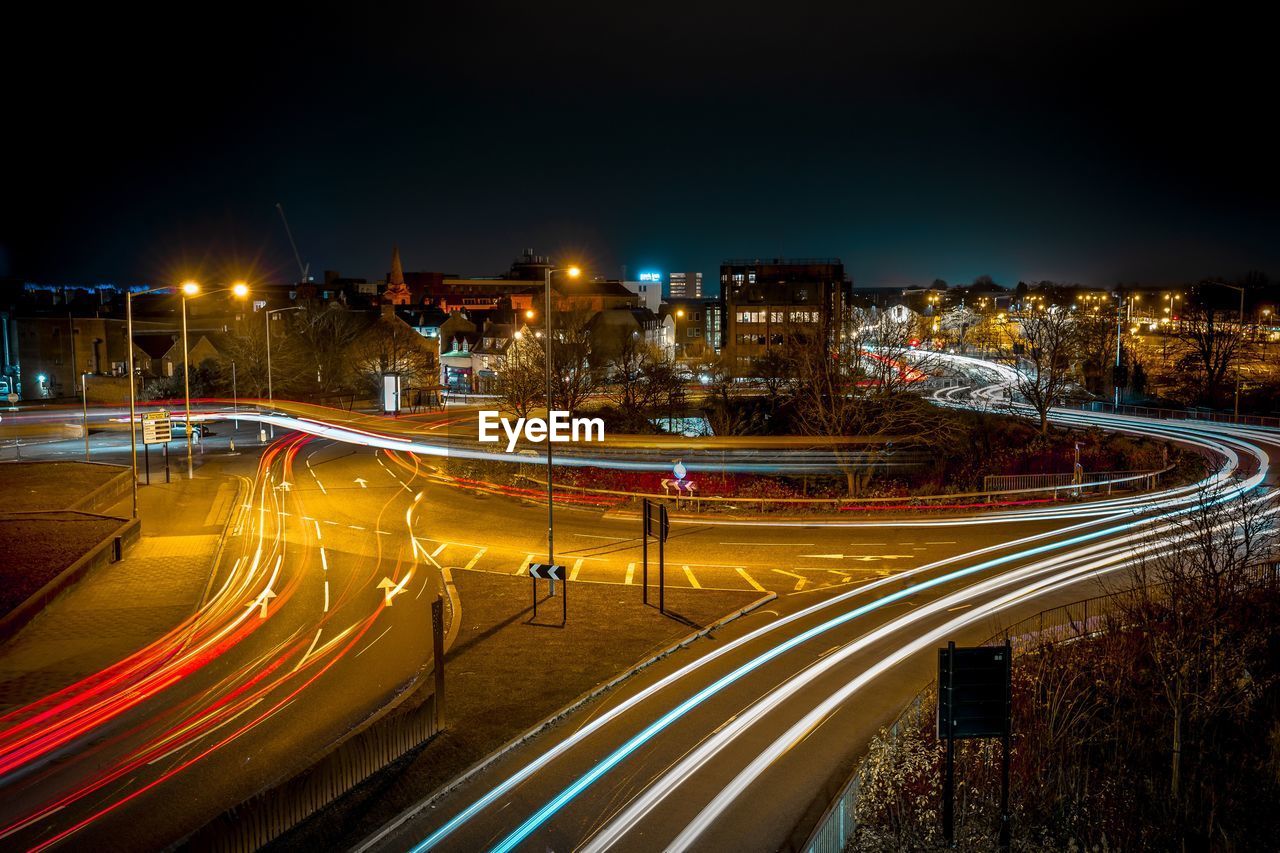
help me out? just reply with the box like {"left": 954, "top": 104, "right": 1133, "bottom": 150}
{"left": 355, "top": 409, "right": 1277, "bottom": 853}
{"left": 0, "top": 431, "right": 438, "bottom": 850}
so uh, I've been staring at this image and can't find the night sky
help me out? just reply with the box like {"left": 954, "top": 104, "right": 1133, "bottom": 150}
{"left": 4, "top": 1, "right": 1276, "bottom": 289}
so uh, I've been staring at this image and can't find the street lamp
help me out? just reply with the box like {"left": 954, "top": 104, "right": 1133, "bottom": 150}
{"left": 179, "top": 282, "right": 250, "bottom": 478}
{"left": 542, "top": 262, "right": 581, "bottom": 592}
{"left": 265, "top": 305, "right": 303, "bottom": 439}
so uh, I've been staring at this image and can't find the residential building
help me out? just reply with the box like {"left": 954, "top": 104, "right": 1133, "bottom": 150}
{"left": 720, "top": 257, "right": 851, "bottom": 373}
{"left": 622, "top": 279, "right": 663, "bottom": 313}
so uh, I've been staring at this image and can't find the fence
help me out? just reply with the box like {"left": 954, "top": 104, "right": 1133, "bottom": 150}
{"left": 513, "top": 465, "right": 1169, "bottom": 516}
{"left": 982, "top": 469, "right": 1159, "bottom": 495}
{"left": 1073, "top": 400, "right": 1280, "bottom": 429}
{"left": 186, "top": 691, "right": 438, "bottom": 852}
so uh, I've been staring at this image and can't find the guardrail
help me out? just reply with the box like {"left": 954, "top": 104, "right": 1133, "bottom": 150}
{"left": 1073, "top": 400, "right": 1280, "bottom": 429}
{"left": 515, "top": 465, "right": 1170, "bottom": 515}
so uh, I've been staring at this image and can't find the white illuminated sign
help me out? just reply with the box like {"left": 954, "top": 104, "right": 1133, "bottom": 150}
{"left": 639, "top": 272, "right": 662, "bottom": 282}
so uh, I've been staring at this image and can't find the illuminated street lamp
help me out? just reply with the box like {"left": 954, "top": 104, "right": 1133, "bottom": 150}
{"left": 180, "top": 282, "right": 250, "bottom": 477}
{"left": 542, "top": 262, "right": 581, "bottom": 593}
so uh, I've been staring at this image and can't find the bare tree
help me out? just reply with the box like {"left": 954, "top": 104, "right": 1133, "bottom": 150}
{"left": 548, "top": 305, "right": 599, "bottom": 414}
{"left": 349, "top": 313, "right": 438, "bottom": 394}
{"left": 294, "top": 303, "right": 365, "bottom": 394}
{"left": 1008, "top": 308, "right": 1078, "bottom": 433}
{"left": 1176, "top": 303, "right": 1245, "bottom": 405}
{"left": 492, "top": 333, "right": 544, "bottom": 418}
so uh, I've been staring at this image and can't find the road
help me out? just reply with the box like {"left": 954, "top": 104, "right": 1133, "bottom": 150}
{"left": 0, "top": 431, "right": 438, "bottom": 849}
{"left": 1, "top": 377, "right": 1273, "bottom": 850}
{"left": 353, "top": 405, "right": 1276, "bottom": 852}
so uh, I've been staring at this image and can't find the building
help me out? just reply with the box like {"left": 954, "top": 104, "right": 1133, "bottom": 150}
{"left": 669, "top": 271, "right": 703, "bottom": 299}
{"left": 622, "top": 279, "right": 663, "bottom": 313}
{"left": 720, "top": 258, "right": 851, "bottom": 373}
{"left": 662, "top": 298, "right": 721, "bottom": 360}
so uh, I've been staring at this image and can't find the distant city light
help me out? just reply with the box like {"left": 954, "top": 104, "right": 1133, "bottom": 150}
{"left": 639, "top": 272, "right": 662, "bottom": 282}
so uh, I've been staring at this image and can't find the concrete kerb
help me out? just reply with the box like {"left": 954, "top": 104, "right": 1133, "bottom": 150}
{"left": 353, "top": 588, "right": 778, "bottom": 853}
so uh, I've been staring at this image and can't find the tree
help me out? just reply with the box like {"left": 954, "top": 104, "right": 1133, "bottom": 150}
{"left": 1175, "top": 303, "right": 1245, "bottom": 405}
{"left": 789, "top": 308, "right": 953, "bottom": 495}
{"left": 1008, "top": 307, "right": 1078, "bottom": 433}
{"left": 1073, "top": 302, "right": 1120, "bottom": 397}
{"left": 548, "top": 305, "right": 599, "bottom": 414}
{"left": 294, "top": 303, "right": 365, "bottom": 394}
{"left": 492, "top": 333, "right": 544, "bottom": 418}
{"left": 349, "top": 313, "right": 438, "bottom": 394}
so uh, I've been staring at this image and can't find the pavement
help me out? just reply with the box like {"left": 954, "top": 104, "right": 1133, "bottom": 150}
{"left": 0, "top": 454, "right": 244, "bottom": 713}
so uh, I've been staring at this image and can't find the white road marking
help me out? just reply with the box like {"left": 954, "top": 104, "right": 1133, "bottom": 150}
{"left": 355, "top": 623, "right": 395, "bottom": 658}
{"left": 735, "top": 567, "right": 766, "bottom": 592}
{"left": 682, "top": 565, "right": 702, "bottom": 589}
{"left": 464, "top": 548, "right": 488, "bottom": 571}
{"left": 570, "top": 558, "right": 585, "bottom": 581}
{"left": 294, "top": 628, "right": 324, "bottom": 671}
{"left": 624, "top": 562, "right": 635, "bottom": 585}
{"left": 431, "top": 543, "right": 448, "bottom": 558}
{"left": 313, "top": 520, "right": 322, "bottom": 540}
{"left": 324, "top": 580, "right": 330, "bottom": 612}
{"left": 319, "top": 547, "right": 329, "bottom": 572}
{"left": 772, "top": 569, "right": 807, "bottom": 591}
{"left": 516, "top": 554, "right": 534, "bottom": 576}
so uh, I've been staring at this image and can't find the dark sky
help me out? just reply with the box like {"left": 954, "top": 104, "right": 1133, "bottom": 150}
{"left": 4, "top": 1, "right": 1276, "bottom": 289}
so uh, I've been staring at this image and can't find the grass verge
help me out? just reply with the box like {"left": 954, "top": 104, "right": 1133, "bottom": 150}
{"left": 0, "top": 462, "right": 121, "bottom": 512}
{"left": 0, "top": 514, "right": 123, "bottom": 619}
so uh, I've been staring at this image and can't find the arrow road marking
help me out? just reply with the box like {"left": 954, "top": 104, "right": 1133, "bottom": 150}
{"left": 378, "top": 575, "right": 410, "bottom": 606}
{"left": 354, "top": 477, "right": 368, "bottom": 488}
{"left": 247, "top": 587, "right": 277, "bottom": 618}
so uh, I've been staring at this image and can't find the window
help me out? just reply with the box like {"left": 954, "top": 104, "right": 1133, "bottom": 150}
{"left": 770, "top": 311, "right": 784, "bottom": 323}
{"left": 748, "top": 273, "right": 757, "bottom": 283}
{"left": 795, "top": 289, "right": 808, "bottom": 301}
{"left": 688, "top": 327, "right": 699, "bottom": 338}
{"left": 732, "top": 273, "right": 745, "bottom": 283}
{"left": 735, "top": 310, "right": 765, "bottom": 324}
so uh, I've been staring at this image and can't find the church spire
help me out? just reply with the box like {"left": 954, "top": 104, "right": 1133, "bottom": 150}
{"left": 390, "top": 244, "right": 405, "bottom": 286}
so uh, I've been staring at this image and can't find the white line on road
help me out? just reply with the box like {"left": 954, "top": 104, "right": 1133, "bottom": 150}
{"left": 625, "top": 563, "right": 635, "bottom": 585}
{"left": 570, "top": 558, "right": 585, "bottom": 581}
{"left": 735, "top": 567, "right": 765, "bottom": 592}
{"left": 431, "top": 543, "right": 448, "bottom": 558}
{"left": 324, "top": 580, "right": 330, "bottom": 612}
{"left": 772, "top": 569, "right": 807, "bottom": 591}
{"left": 313, "top": 520, "right": 322, "bottom": 540}
{"left": 721, "top": 542, "right": 813, "bottom": 546}
{"left": 573, "top": 533, "right": 629, "bottom": 541}
{"left": 294, "top": 628, "right": 324, "bottom": 672}
{"left": 320, "top": 547, "right": 329, "bottom": 572}
{"left": 682, "top": 565, "right": 702, "bottom": 589}
{"left": 464, "top": 548, "right": 488, "bottom": 571}
{"left": 516, "top": 554, "right": 534, "bottom": 576}
{"left": 354, "top": 624, "right": 394, "bottom": 659}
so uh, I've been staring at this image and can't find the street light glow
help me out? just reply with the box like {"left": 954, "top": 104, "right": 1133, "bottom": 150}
{"left": 231, "top": 282, "right": 249, "bottom": 298}
{"left": 181, "top": 280, "right": 200, "bottom": 295}
{"left": 566, "top": 266, "right": 581, "bottom": 278}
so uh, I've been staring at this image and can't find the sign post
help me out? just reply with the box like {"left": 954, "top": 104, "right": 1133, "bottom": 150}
{"left": 529, "top": 563, "right": 567, "bottom": 625}
{"left": 431, "top": 595, "right": 445, "bottom": 730}
{"left": 641, "top": 498, "right": 670, "bottom": 614}
{"left": 937, "top": 640, "right": 1013, "bottom": 849}
{"left": 142, "top": 412, "right": 172, "bottom": 488}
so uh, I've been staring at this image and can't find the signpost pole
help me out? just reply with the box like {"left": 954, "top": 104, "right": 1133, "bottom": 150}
{"left": 562, "top": 564, "right": 567, "bottom": 626}
{"left": 432, "top": 596, "right": 445, "bottom": 730}
{"left": 999, "top": 638, "right": 1012, "bottom": 852}
{"left": 144, "top": 443, "right": 151, "bottom": 485}
{"left": 659, "top": 510, "right": 666, "bottom": 615}
{"left": 943, "top": 640, "right": 955, "bottom": 847}
{"left": 164, "top": 442, "right": 170, "bottom": 483}
{"left": 532, "top": 572, "right": 538, "bottom": 618}
{"left": 642, "top": 498, "right": 650, "bottom": 605}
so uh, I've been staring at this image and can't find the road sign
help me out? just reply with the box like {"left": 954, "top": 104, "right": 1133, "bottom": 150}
{"left": 142, "top": 411, "right": 172, "bottom": 445}
{"left": 643, "top": 501, "right": 669, "bottom": 543}
{"left": 938, "top": 640, "right": 1013, "bottom": 849}
{"left": 529, "top": 563, "right": 566, "bottom": 581}
{"left": 937, "top": 644, "right": 1011, "bottom": 739}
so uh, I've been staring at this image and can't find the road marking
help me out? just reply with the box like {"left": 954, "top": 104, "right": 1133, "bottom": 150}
{"left": 772, "top": 569, "right": 807, "bottom": 591}
{"left": 570, "top": 558, "right": 585, "bottom": 581}
{"left": 573, "top": 533, "right": 629, "bottom": 541}
{"left": 375, "top": 530, "right": 391, "bottom": 536}
{"left": 313, "top": 520, "right": 322, "bottom": 540}
{"left": 349, "top": 525, "right": 366, "bottom": 531}
{"left": 926, "top": 541, "right": 957, "bottom": 545}
{"left": 323, "top": 580, "right": 330, "bottom": 612}
{"left": 516, "top": 554, "right": 534, "bottom": 576}
{"left": 464, "top": 547, "right": 488, "bottom": 571}
{"left": 431, "top": 543, "right": 448, "bottom": 558}
{"left": 947, "top": 603, "right": 972, "bottom": 612}
{"left": 682, "top": 565, "right": 702, "bottom": 589}
{"left": 735, "top": 567, "right": 766, "bottom": 592}
{"left": 319, "top": 547, "right": 329, "bottom": 572}
{"left": 625, "top": 562, "right": 635, "bottom": 585}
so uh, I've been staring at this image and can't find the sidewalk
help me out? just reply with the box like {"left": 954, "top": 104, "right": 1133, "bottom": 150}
{"left": 0, "top": 464, "right": 244, "bottom": 713}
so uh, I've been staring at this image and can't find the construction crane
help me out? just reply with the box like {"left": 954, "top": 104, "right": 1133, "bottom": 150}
{"left": 275, "top": 203, "right": 311, "bottom": 283}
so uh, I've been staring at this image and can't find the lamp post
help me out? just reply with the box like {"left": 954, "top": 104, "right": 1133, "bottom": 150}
{"left": 126, "top": 282, "right": 199, "bottom": 517}
{"left": 542, "top": 263, "right": 581, "bottom": 593}
{"left": 81, "top": 372, "right": 90, "bottom": 461}
{"left": 180, "top": 282, "right": 250, "bottom": 477}
{"left": 265, "top": 305, "right": 303, "bottom": 439}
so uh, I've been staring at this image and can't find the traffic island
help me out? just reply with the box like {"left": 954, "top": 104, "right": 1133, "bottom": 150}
{"left": 265, "top": 568, "right": 768, "bottom": 852}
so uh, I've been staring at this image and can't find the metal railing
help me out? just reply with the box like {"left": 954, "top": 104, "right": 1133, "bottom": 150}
{"left": 1073, "top": 399, "right": 1280, "bottom": 429}
{"left": 514, "top": 465, "right": 1169, "bottom": 515}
